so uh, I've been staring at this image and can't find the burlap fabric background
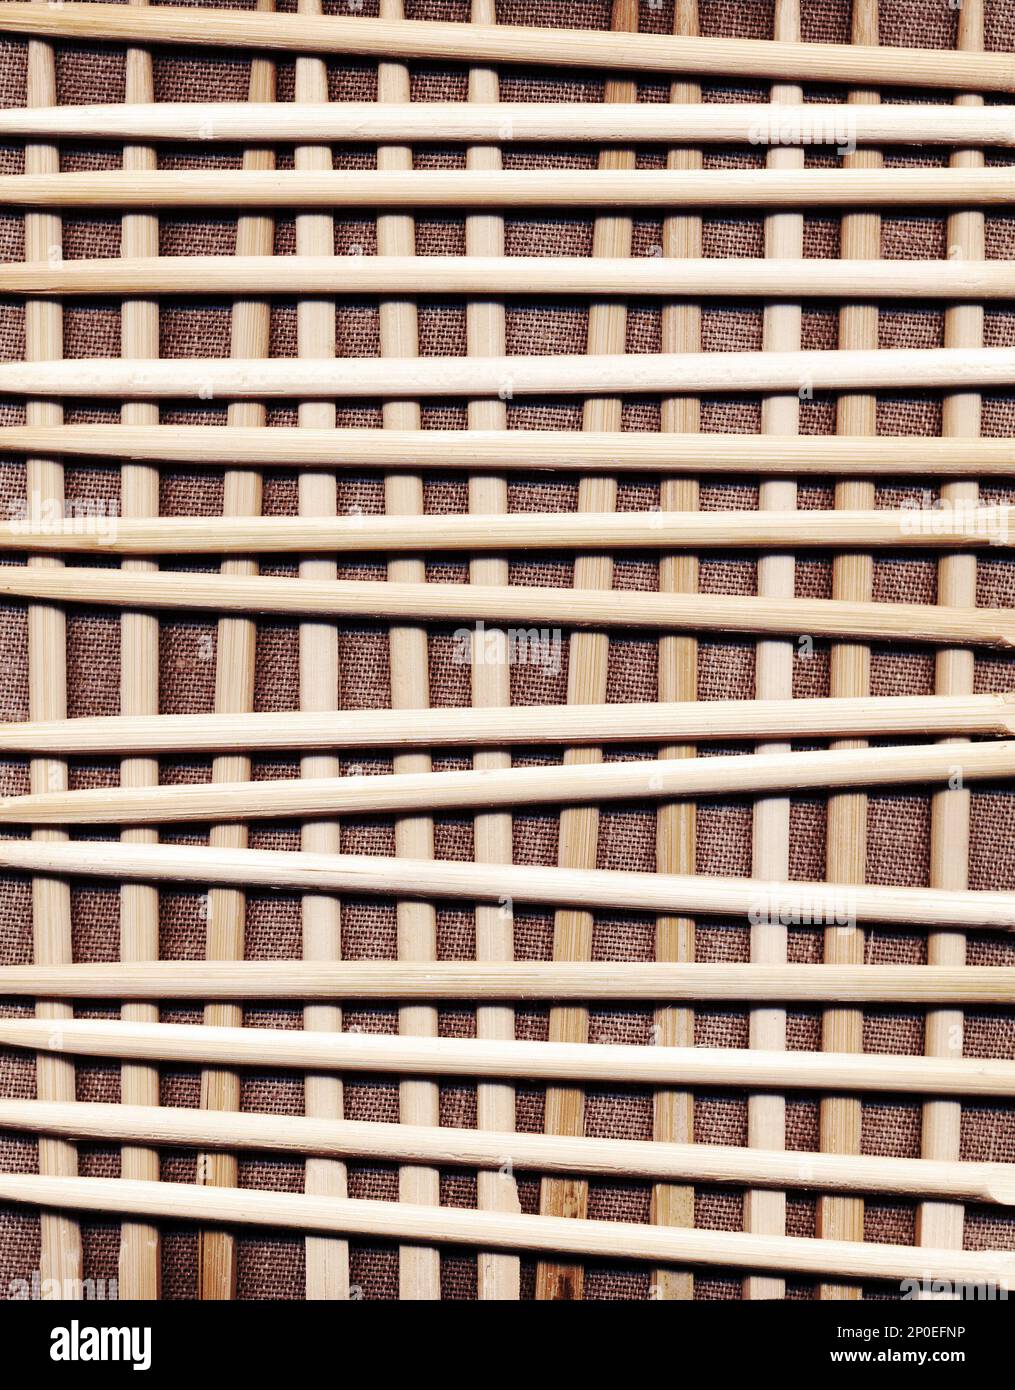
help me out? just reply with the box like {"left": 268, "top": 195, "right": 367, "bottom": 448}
{"left": 0, "top": 0, "right": 1013, "bottom": 1301}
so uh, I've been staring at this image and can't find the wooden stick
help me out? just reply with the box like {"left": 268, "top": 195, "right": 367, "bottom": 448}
{"left": 11, "top": 255, "right": 1015, "bottom": 300}
{"left": 198, "top": 20, "right": 276, "bottom": 1305}
{"left": 4, "top": 347, "right": 1014, "bottom": 399}
{"left": 3, "top": 1174, "right": 1012, "bottom": 1288}
{"left": 4, "top": 1016, "right": 1015, "bottom": 1098}
{"left": 818, "top": 0, "right": 880, "bottom": 1299}
{"left": 4, "top": 508, "right": 1015, "bottom": 556}
{"left": 2, "top": 961, "right": 1011, "bottom": 1006}
{"left": 4, "top": 693, "right": 1009, "bottom": 756}
{"left": 294, "top": 0, "right": 349, "bottom": 1302}
{"left": 467, "top": 0, "right": 520, "bottom": 1302}
{"left": 5, "top": 740, "right": 1013, "bottom": 828}
{"left": 23, "top": 16, "right": 82, "bottom": 1302}
{"left": 919, "top": 0, "right": 987, "bottom": 1283}
{"left": 373, "top": 0, "right": 440, "bottom": 1302}
{"left": 5, "top": 168, "right": 1014, "bottom": 210}
{"left": 1, "top": 567, "right": 1011, "bottom": 648}
{"left": 117, "top": 0, "right": 161, "bottom": 1303}
{"left": 745, "top": 0, "right": 801, "bottom": 1300}
{"left": 1, "top": 839, "right": 1011, "bottom": 932}
{"left": 2, "top": 6, "right": 1013, "bottom": 93}
{"left": 4, "top": 102, "right": 1015, "bottom": 147}
{"left": 1, "top": 424, "right": 1011, "bottom": 476}
{"left": 537, "top": 0, "right": 636, "bottom": 1300}
{"left": 2, "top": 1101, "right": 1012, "bottom": 1206}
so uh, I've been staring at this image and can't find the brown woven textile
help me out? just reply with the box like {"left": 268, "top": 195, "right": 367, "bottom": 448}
{"left": 1, "top": 0, "right": 1014, "bottom": 1301}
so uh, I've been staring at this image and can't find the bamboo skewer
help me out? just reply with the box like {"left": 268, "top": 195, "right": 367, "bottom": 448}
{"left": 2, "top": 5, "right": 1013, "bottom": 93}
{"left": 4, "top": 1017, "right": 1015, "bottom": 1098}
{"left": 4, "top": 693, "right": 1009, "bottom": 756}
{"left": 5, "top": 168, "right": 1015, "bottom": 210}
{"left": 919, "top": 0, "right": 987, "bottom": 1287}
{"left": 5, "top": 740, "right": 1013, "bottom": 828}
{"left": 3, "top": 1175, "right": 1012, "bottom": 1289}
{"left": 745, "top": 0, "right": 801, "bottom": 1301}
{"left": 0, "top": 568, "right": 1011, "bottom": 648}
{"left": 467, "top": 0, "right": 520, "bottom": 1302}
{"left": 537, "top": 0, "right": 637, "bottom": 1301}
{"left": 197, "top": 23, "right": 276, "bottom": 1306}
{"left": 294, "top": 0, "right": 349, "bottom": 1302}
{"left": 5, "top": 508, "right": 1015, "bottom": 555}
{"left": 2, "top": 962, "right": 1011, "bottom": 1006}
{"left": 1, "top": 424, "right": 1011, "bottom": 475}
{"left": 3, "top": 348, "right": 1014, "bottom": 399}
{"left": 818, "top": 0, "right": 880, "bottom": 1301}
{"left": 9, "top": 256, "right": 1015, "bottom": 300}
{"left": 4, "top": 102, "right": 1014, "bottom": 147}
{"left": 23, "top": 18, "right": 83, "bottom": 1303}
{"left": 1, "top": 839, "right": 1011, "bottom": 932}
{"left": 1, "top": 1101, "right": 1012, "bottom": 1206}
{"left": 373, "top": 0, "right": 440, "bottom": 1302}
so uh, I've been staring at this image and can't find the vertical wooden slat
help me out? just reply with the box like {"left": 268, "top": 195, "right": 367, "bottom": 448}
{"left": 816, "top": 0, "right": 880, "bottom": 1303}
{"left": 467, "top": 0, "right": 522, "bottom": 1303}
{"left": 294, "top": 0, "right": 350, "bottom": 1301}
{"left": 25, "top": 19, "right": 82, "bottom": 1302}
{"left": 535, "top": 0, "right": 638, "bottom": 1303}
{"left": 197, "top": 0, "right": 277, "bottom": 1302}
{"left": 917, "top": 0, "right": 985, "bottom": 1284}
{"left": 118, "top": 0, "right": 161, "bottom": 1302}
{"left": 743, "top": 0, "right": 802, "bottom": 1302}
{"left": 651, "top": 0, "right": 701, "bottom": 1305}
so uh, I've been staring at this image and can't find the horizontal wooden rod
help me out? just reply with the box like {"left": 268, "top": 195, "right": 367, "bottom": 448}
{"left": 8, "top": 255, "right": 1015, "bottom": 301}
{"left": 4, "top": 169, "right": 1013, "bottom": 211}
{"left": 4, "top": 741, "right": 1012, "bottom": 828}
{"left": 1, "top": 6, "right": 1011, "bottom": 93}
{"left": 3, "top": 508, "right": 1014, "bottom": 557}
{"left": 1, "top": 425, "right": 1011, "bottom": 477}
{"left": 2, "top": 961, "right": 1011, "bottom": 1005}
{"left": 1, "top": 1101, "right": 1012, "bottom": 1206}
{"left": 2, "top": 349, "right": 1012, "bottom": 401}
{"left": 1, "top": 694, "right": 1011, "bottom": 757}
{"left": 0, "top": 839, "right": 1010, "bottom": 932}
{"left": 3, "top": 1175, "right": 1010, "bottom": 1288}
{"left": 3, "top": 1016, "right": 1013, "bottom": 1098}
{"left": 0, "top": 567, "right": 1010, "bottom": 650}
{"left": 1, "top": 102, "right": 1013, "bottom": 147}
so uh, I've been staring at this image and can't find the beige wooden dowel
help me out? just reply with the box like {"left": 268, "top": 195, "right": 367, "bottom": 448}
{"left": 4, "top": 102, "right": 1014, "bottom": 147}
{"left": 4, "top": 508, "right": 1014, "bottom": 556}
{"left": 466, "top": 0, "right": 520, "bottom": 1302}
{"left": 294, "top": 0, "right": 349, "bottom": 1302}
{"left": 197, "top": 18, "right": 276, "bottom": 1305}
{"left": 3, "top": 1175, "right": 1012, "bottom": 1288}
{"left": 0, "top": 839, "right": 1011, "bottom": 933}
{"left": 2, "top": 961, "right": 1011, "bottom": 1006}
{"left": 538, "top": 0, "right": 636, "bottom": 1299}
{"left": 1, "top": 1101, "right": 1012, "bottom": 1206}
{"left": 117, "top": 0, "right": 161, "bottom": 1303}
{"left": 6, "top": 169, "right": 1015, "bottom": 211}
{"left": 919, "top": 0, "right": 987, "bottom": 1285}
{"left": 1, "top": 424, "right": 1011, "bottom": 475}
{"left": 4, "top": 740, "right": 1013, "bottom": 828}
{"left": 3, "top": 347, "right": 1014, "bottom": 399}
{"left": 4, "top": 693, "right": 1009, "bottom": 756}
{"left": 818, "top": 0, "right": 880, "bottom": 1299}
{"left": 8, "top": 255, "right": 1015, "bottom": 300}
{"left": 2, "top": 6, "right": 1013, "bottom": 92}
{"left": 23, "top": 7, "right": 82, "bottom": 1304}
{"left": 1, "top": 568, "right": 1011, "bottom": 649}
{"left": 4, "top": 1016, "right": 1015, "bottom": 1098}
